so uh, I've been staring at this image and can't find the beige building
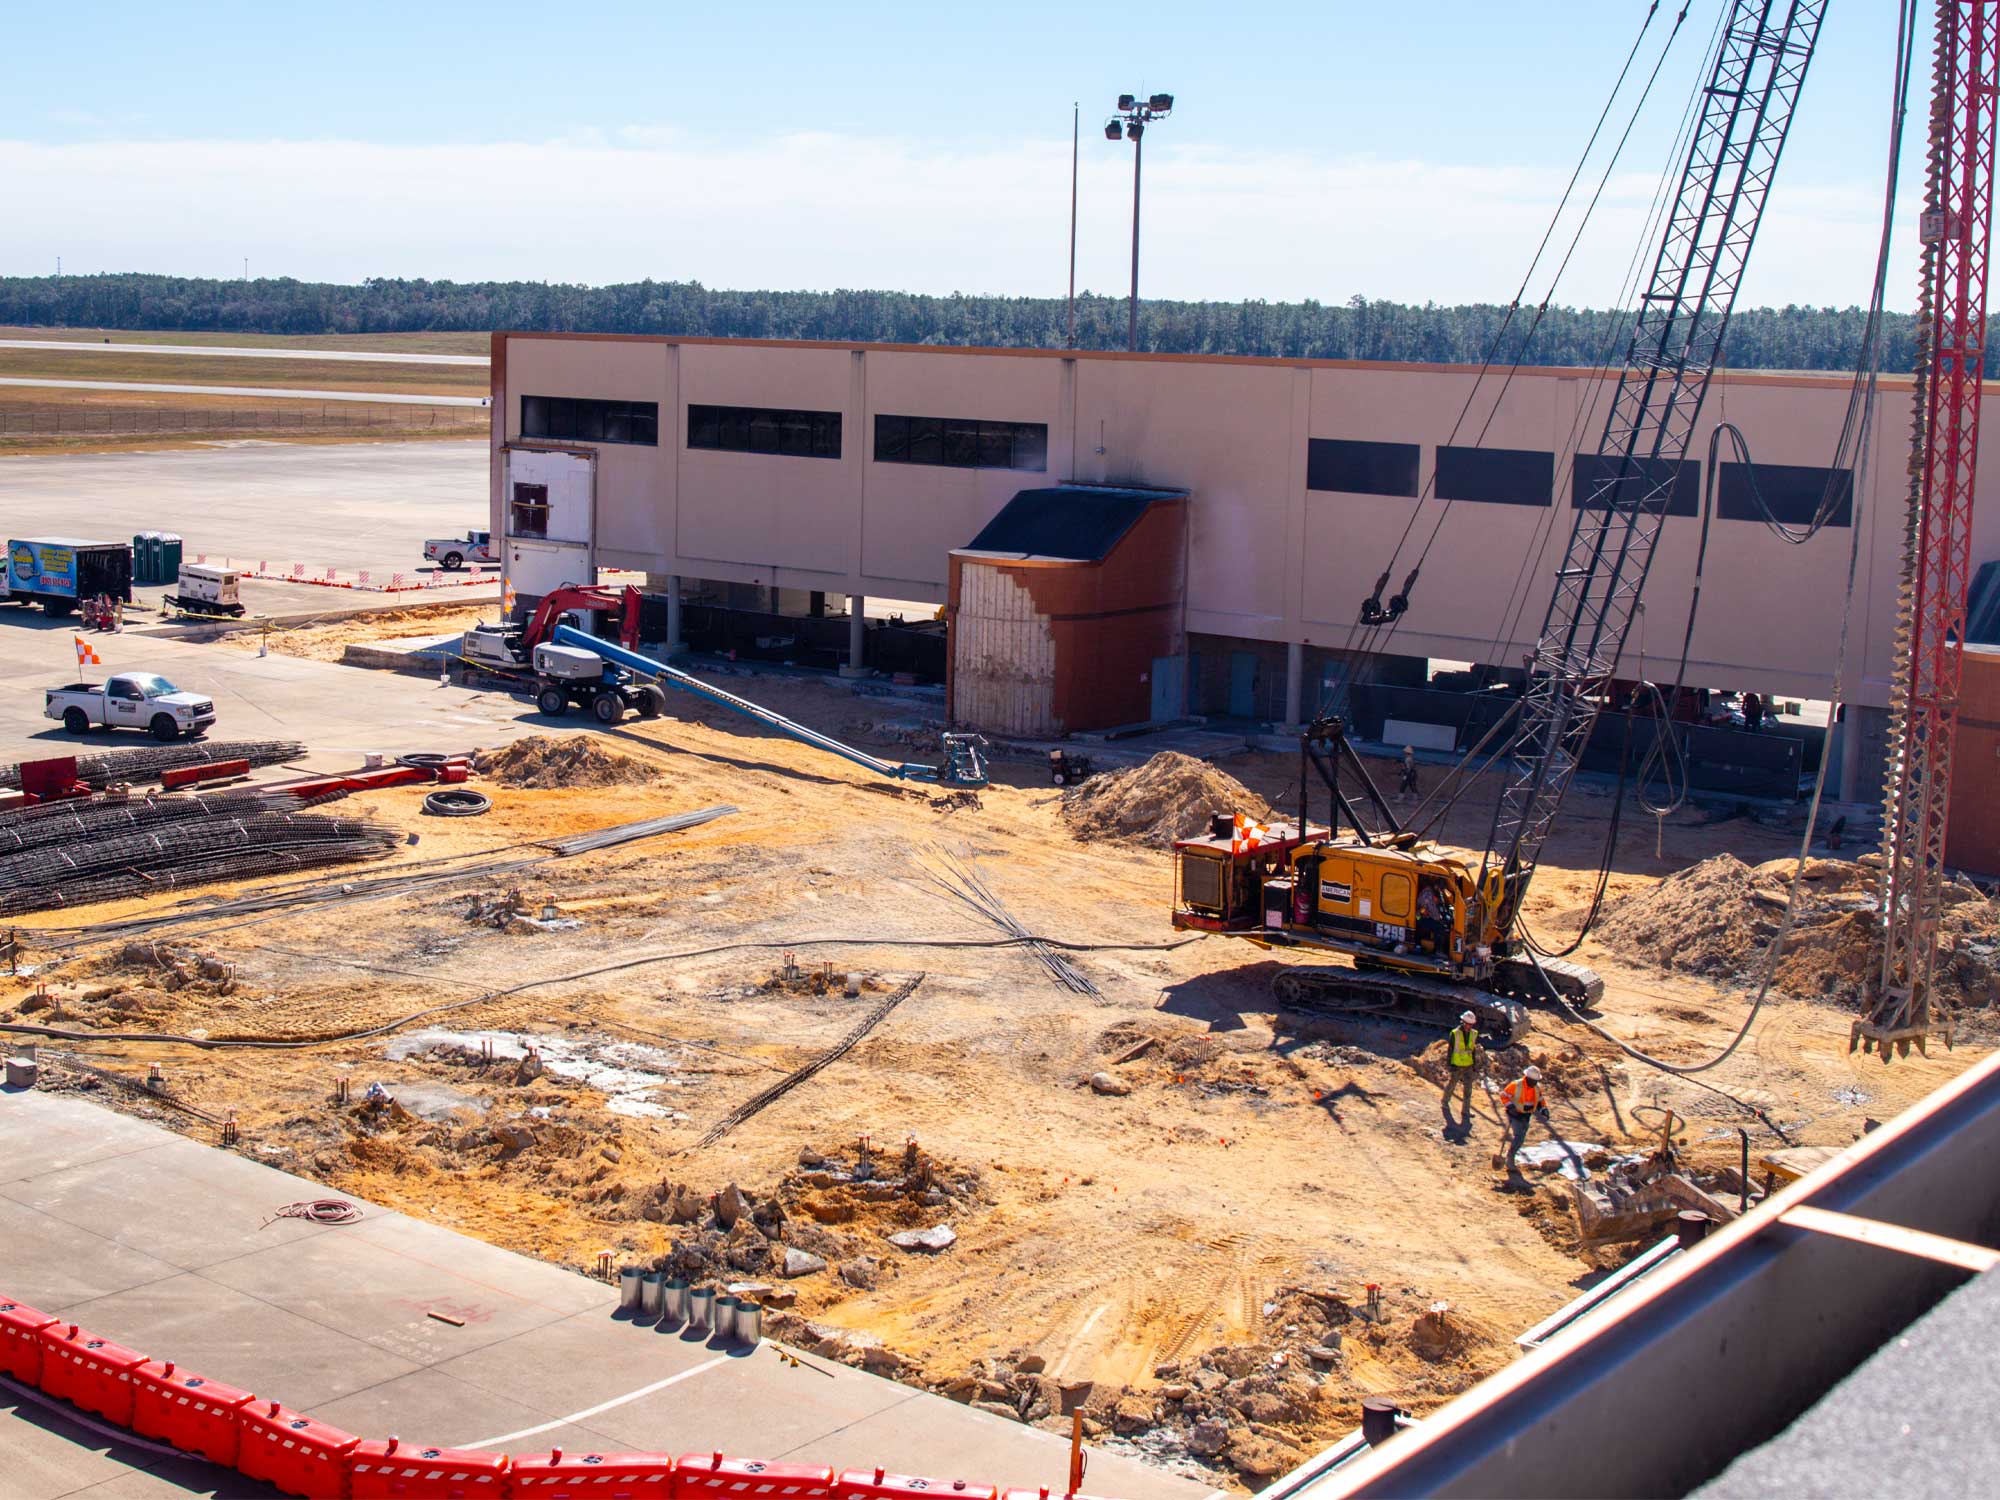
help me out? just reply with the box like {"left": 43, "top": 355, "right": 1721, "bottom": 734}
{"left": 489, "top": 333, "right": 1997, "bottom": 791}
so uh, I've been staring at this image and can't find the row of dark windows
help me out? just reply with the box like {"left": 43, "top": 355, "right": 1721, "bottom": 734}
{"left": 1307, "top": 437, "right": 1853, "bottom": 526}
{"left": 521, "top": 395, "right": 660, "bottom": 446}
{"left": 688, "top": 403, "right": 844, "bottom": 459}
{"left": 525, "top": 395, "right": 1048, "bottom": 472}
{"left": 875, "top": 414, "right": 1048, "bottom": 471}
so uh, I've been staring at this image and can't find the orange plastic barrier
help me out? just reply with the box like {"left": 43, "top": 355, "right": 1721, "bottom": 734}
{"left": 508, "top": 1449, "right": 676, "bottom": 1498}
{"left": 350, "top": 1437, "right": 510, "bottom": 1497}
{"left": 37, "top": 1324, "right": 148, "bottom": 1425}
{"left": 0, "top": 1298, "right": 56, "bottom": 1383}
{"left": 678, "top": 1453, "right": 835, "bottom": 1500}
{"left": 836, "top": 1469, "right": 1001, "bottom": 1500}
{"left": 131, "top": 1361, "right": 255, "bottom": 1466}
{"left": 238, "top": 1398, "right": 360, "bottom": 1498}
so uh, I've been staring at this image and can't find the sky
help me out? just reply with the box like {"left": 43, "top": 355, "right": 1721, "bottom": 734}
{"left": 0, "top": 0, "right": 1925, "bottom": 310}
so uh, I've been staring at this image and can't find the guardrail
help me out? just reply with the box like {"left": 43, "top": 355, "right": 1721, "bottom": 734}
{"left": 0, "top": 1297, "right": 1115, "bottom": 1500}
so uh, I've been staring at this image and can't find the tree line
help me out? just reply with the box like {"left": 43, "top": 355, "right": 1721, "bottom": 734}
{"left": 0, "top": 273, "right": 1927, "bottom": 372}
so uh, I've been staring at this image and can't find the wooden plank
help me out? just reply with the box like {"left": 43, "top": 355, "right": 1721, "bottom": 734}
{"left": 1778, "top": 1204, "right": 2000, "bottom": 1274}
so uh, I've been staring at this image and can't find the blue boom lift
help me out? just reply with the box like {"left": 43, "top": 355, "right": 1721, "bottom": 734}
{"left": 543, "top": 623, "right": 990, "bottom": 789}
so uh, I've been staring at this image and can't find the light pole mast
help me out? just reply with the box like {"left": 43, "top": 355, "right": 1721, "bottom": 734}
{"left": 1105, "top": 93, "right": 1174, "bottom": 353}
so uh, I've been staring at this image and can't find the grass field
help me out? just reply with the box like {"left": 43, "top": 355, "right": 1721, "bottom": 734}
{"left": 0, "top": 346, "right": 486, "bottom": 397}
{"left": 0, "top": 325, "right": 491, "bottom": 356}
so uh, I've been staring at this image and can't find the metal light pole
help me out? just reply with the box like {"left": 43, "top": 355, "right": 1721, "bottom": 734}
{"left": 1105, "top": 93, "right": 1173, "bottom": 352}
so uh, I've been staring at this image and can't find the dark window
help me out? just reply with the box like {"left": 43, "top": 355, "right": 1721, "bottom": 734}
{"left": 1436, "top": 445, "right": 1554, "bottom": 506}
{"left": 1718, "top": 461, "right": 1853, "bottom": 527}
{"left": 511, "top": 482, "right": 550, "bottom": 539}
{"left": 520, "top": 395, "right": 657, "bottom": 446}
{"left": 1571, "top": 454, "right": 1700, "bottom": 517}
{"left": 1307, "top": 438, "right": 1420, "bottom": 497}
{"left": 687, "top": 403, "right": 843, "bottom": 460}
{"left": 874, "top": 413, "right": 1050, "bottom": 471}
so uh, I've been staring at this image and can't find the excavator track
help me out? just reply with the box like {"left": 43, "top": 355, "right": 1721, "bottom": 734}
{"left": 1270, "top": 963, "right": 1531, "bottom": 1043}
{"left": 1491, "top": 954, "right": 1605, "bottom": 1008}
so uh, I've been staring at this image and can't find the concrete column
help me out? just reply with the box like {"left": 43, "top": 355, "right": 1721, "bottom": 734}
{"left": 841, "top": 594, "right": 869, "bottom": 678}
{"left": 665, "top": 574, "right": 685, "bottom": 656}
{"left": 1838, "top": 702, "right": 1890, "bottom": 806}
{"left": 1281, "top": 641, "right": 1304, "bottom": 732}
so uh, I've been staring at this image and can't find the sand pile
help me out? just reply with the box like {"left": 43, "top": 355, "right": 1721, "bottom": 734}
{"left": 1595, "top": 853, "right": 2000, "bottom": 1009}
{"left": 1061, "top": 751, "right": 1270, "bottom": 847}
{"left": 472, "top": 734, "right": 659, "bottom": 789}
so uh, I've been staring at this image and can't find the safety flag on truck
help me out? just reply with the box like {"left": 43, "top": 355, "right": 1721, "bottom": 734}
{"left": 502, "top": 576, "right": 517, "bottom": 614}
{"left": 1231, "top": 812, "right": 1273, "bottom": 855}
{"left": 74, "top": 636, "right": 102, "bottom": 668}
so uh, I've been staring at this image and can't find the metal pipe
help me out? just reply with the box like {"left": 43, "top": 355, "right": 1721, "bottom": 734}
{"left": 1067, "top": 103, "right": 1079, "bottom": 349}
{"left": 1128, "top": 127, "right": 1144, "bottom": 353}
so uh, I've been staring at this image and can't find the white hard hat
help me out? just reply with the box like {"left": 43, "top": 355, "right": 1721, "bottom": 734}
{"left": 1460, "top": 1011, "right": 1477, "bottom": 1025}
{"left": 1524, "top": 1065, "right": 1543, "bottom": 1081}
{"left": 1403, "top": 745, "right": 1416, "bottom": 754}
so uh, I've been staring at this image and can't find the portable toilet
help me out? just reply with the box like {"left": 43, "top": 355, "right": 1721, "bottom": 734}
{"left": 160, "top": 534, "right": 183, "bottom": 584}
{"left": 130, "top": 533, "right": 152, "bottom": 585}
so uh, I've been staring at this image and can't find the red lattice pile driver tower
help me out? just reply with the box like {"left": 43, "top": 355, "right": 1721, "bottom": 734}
{"left": 1861, "top": 0, "right": 2000, "bottom": 1057}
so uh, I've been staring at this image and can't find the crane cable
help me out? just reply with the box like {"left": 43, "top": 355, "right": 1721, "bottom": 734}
{"left": 1524, "top": 0, "right": 1917, "bottom": 1079}
{"left": 1316, "top": 0, "right": 1675, "bottom": 717}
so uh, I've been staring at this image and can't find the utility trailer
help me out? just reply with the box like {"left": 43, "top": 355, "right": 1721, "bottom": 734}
{"left": 6, "top": 537, "right": 133, "bottom": 617}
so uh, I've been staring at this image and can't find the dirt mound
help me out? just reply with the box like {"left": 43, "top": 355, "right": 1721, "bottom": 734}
{"left": 1595, "top": 853, "right": 2000, "bottom": 1010}
{"left": 1061, "top": 752, "right": 1270, "bottom": 847}
{"left": 473, "top": 734, "right": 659, "bottom": 789}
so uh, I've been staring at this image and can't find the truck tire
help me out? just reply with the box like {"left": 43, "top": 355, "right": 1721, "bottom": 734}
{"left": 150, "top": 714, "right": 182, "bottom": 742}
{"left": 44, "top": 598, "right": 75, "bottom": 617}
{"left": 537, "top": 685, "right": 569, "bottom": 717}
{"left": 636, "top": 685, "right": 667, "bottom": 719}
{"left": 63, "top": 708, "right": 90, "bottom": 735}
{"left": 593, "top": 691, "right": 625, "bottom": 725}
{"left": 441, "top": 551, "right": 464, "bottom": 571}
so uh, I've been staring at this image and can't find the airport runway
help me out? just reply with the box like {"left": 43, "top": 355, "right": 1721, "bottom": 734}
{"left": 0, "top": 338, "right": 486, "bottom": 365}
{"left": 0, "top": 376, "right": 486, "bottom": 406}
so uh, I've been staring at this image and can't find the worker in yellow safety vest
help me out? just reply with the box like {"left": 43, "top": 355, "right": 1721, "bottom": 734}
{"left": 1443, "top": 1010, "right": 1480, "bottom": 1126}
{"left": 1498, "top": 1066, "right": 1548, "bottom": 1173}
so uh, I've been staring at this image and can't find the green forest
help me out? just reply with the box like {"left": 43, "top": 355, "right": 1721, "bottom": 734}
{"left": 0, "top": 273, "right": 1922, "bottom": 372}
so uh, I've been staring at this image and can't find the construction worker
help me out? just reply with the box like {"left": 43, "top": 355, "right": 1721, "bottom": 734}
{"left": 1444, "top": 1010, "right": 1480, "bottom": 1124}
{"left": 1416, "top": 881, "right": 1449, "bottom": 953}
{"left": 1498, "top": 1065, "right": 1548, "bottom": 1174}
{"left": 1398, "top": 745, "right": 1419, "bottom": 798}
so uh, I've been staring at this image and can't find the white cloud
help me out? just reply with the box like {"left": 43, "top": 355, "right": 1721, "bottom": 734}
{"left": 0, "top": 132, "right": 1916, "bottom": 308}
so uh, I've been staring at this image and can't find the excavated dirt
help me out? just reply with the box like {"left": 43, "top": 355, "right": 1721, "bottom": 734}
{"left": 9, "top": 631, "right": 1997, "bottom": 1490}
{"left": 1062, "top": 752, "right": 1271, "bottom": 847}
{"left": 1596, "top": 852, "right": 2000, "bottom": 1012}
{"left": 471, "top": 734, "right": 662, "bottom": 789}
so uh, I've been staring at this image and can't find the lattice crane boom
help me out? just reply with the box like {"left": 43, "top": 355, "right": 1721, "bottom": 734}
{"left": 1861, "top": 0, "right": 1999, "bottom": 1058}
{"left": 1485, "top": 0, "right": 1826, "bottom": 935}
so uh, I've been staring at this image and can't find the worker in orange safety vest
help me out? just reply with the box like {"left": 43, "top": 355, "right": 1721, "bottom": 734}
{"left": 1497, "top": 1065, "right": 1548, "bottom": 1174}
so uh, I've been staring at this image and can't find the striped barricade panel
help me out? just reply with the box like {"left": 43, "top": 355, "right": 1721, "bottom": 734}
{"left": 36, "top": 1324, "right": 148, "bottom": 1425}
{"left": 131, "top": 1361, "right": 254, "bottom": 1466}
{"left": 238, "top": 1399, "right": 360, "bottom": 1498}
{"left": 350, "top": 1437, "right": 510, "bottom": 1498}
{"left": 676, "top": 1453, "right": 835, "bottom": 1500}
{"left": 508, "top": 1449, "right": 676, "bottom": 1499}
{"left": 835, "top": 1472, "right": 1000, "bottom": 1500}
{"left": 0, "top": 1299, "right": 56, "bottom": 1384}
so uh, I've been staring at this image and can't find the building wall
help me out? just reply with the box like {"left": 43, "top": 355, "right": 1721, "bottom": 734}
{"left": 1945, "top": 646, "right": 2000, "bottom": 877}
{"left": 492, "top": 333, "right": 2000, "bottom": 710}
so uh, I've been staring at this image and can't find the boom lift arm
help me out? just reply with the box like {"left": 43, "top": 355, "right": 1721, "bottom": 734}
{"left": 546, "top": 624, "right": 990, "bottom": 788}
{"left": 1482, "top": 0, "right": 1826, "bottom": 939}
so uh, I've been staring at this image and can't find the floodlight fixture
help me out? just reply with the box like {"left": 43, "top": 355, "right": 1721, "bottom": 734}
{"left": 1148, "top": 93, "right": 1173, "bottom": 111}
{"left": 1104, "top": 119, "right": 1123, "bottom": 140}
{"left": 1117, "top": 93, "right": 1136, "bottom": 111}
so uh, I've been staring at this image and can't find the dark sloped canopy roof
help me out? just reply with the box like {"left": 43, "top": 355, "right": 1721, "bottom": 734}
{"left": 956, "top": 485, "right": 1186, "bottom": 563}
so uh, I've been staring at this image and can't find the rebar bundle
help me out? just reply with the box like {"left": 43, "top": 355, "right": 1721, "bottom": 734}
{"left": 0, "top": 804, "right": 397, "bottom": 915}
{"left": 0, "top": 739, "right": 305, "bottom": 790}
{"left": 917, "top": 847, "right": 1099, "bottom": 996}
{"left": 0, "top": 790, "right": 284, "bottom": 854}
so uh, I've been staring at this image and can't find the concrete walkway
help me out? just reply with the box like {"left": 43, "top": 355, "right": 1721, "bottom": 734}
{"left": 0, "top": 1089, "right": 1211, "bottom": 1500}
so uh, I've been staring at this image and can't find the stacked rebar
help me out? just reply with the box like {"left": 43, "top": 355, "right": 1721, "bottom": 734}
{"left": 0, "top": 740, "right": 305, "bottom": 790}
{"left": 0, "top": 792, "right": 397, "bottom": 914}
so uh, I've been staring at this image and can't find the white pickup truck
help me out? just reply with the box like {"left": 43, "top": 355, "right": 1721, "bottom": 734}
{"left": 46, "top": 673, "right": 217, "bottom": 740}
{"left": 423, "top": 529, "right": 497, "bottom": 571}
